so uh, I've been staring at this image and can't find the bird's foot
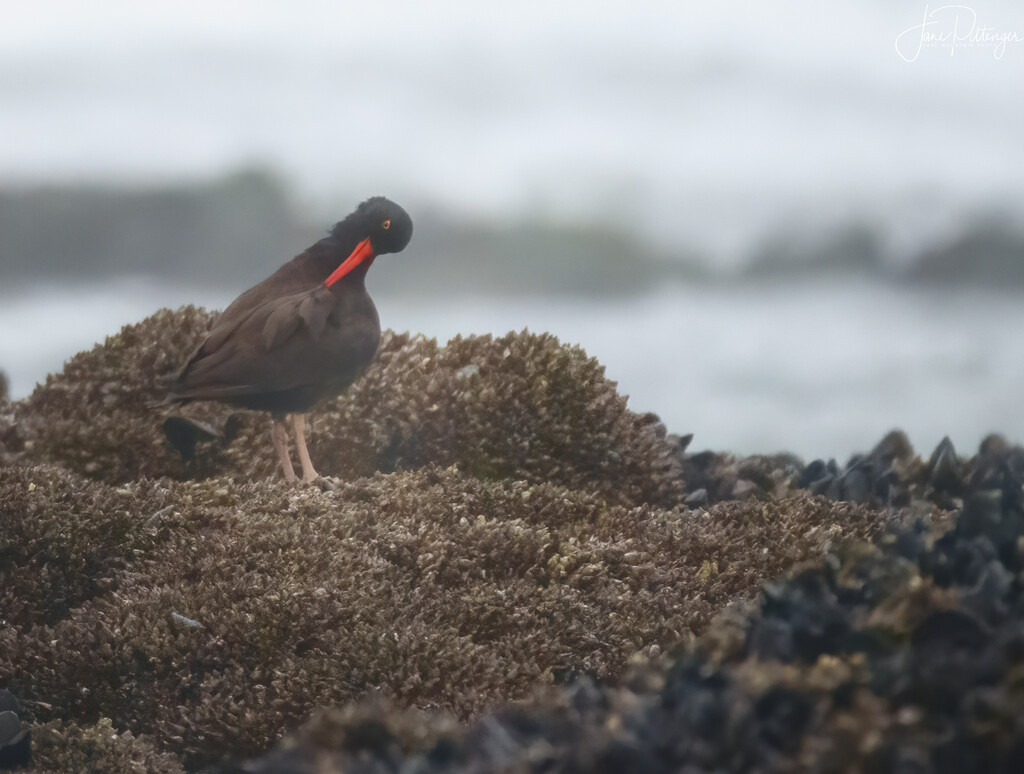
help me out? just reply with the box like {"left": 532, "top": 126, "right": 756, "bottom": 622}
{"left": 300, "top": 475, "right": 337, "bottom": 492}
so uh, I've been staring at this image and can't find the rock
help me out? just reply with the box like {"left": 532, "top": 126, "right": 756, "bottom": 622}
{"left": 0, "top": 461, "right": 896, "bottom": 771}
{"left": 0, "top": 693, "right": 19, "bottom": 714}
{"left": 797, "top": 458, "right": 832, "bottom": 489}
{"left": 681, "top": 451, "right": 802, "bottom": 504}
{"left": 869, "top": 429, "right": 915, "bottom": 469}
{"left": 245, "top": 429, "right": 1024, "bottom": 774}
{"left": 673, "top": 433, "right": 693, "bottom": 454}
{"left": 736, "top": 453, "right": 803, "bottom": 496}
{"left": 26, "top": 719, "right": 180, "bottom": 773}
{"left": 970, "top": 434, "right": 1024, "bottom": 503}
{"left": 684, "top": 488, "right": 708, "bottom": 506}
{"left": 959, "top": 490, "right": 1004, "bottom": 539}
{"left": 839, "top": 465, "right": 872, "bottom": 504}
{"left": 0, "top": 713, "right": 21, "bottom": 746}
{"left": 927, "top": 435, "right": 960, "bottom": 493}
{"left": 0, "top": 690, "right": 30, "bottom": 770}
{"left": 795, "top": 430, "right": 932, "bottom": 507}
{"left": 0, "top": 728, "right": 30, "bottom": 769}
{"left": 15, "top": 310, "right": 687, "bottom": 508}
{"left": 169, "top": 612, "right": 202, "bottom": 629}
{"left": 732, "top": 479, "right": 758, "bottom": 500}
{"left": 681, "top": 450, "right": 729, "bottom": 501}
{"left": 8, "top": 305, "right": 1024, "bottom": 773}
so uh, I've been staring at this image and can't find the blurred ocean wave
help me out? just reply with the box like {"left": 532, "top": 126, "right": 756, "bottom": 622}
{"left": 1, "top": 2, "right": 1022, "bottom": 263}
{"left": 2, "top": 171, "right": 1022, "bottom": 292}
{"left": 1, "top": 276, "right": 1021, "bottom": 460}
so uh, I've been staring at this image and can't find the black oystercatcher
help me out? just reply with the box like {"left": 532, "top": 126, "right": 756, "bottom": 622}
{"left": 168, "top": 197, "right": 412, "bottom": 483}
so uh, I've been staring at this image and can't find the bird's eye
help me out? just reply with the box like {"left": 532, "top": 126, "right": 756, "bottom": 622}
{"left": 382, "top": 219, "right": 391, "bottom": 230}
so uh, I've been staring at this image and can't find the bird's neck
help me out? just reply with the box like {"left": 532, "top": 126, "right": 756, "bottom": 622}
{"left": 306, "top": 234, "right": 372, "bottom": 287}
{"left": 330, "top": 256, "right": 374, "bottom": 288}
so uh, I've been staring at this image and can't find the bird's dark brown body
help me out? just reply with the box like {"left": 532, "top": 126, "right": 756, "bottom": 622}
{"left": 167, "top": 197, "right": 412, "bottom": 482}
{"left": 170, "top": 248, "right": 382, "bottom": 415}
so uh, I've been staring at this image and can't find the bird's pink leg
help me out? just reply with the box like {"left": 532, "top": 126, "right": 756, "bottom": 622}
{"left": 271, "top": 418, "right": 297, "bottom": 483}
{"left": 292, "top": 414, "right": 319, "bottom": 483}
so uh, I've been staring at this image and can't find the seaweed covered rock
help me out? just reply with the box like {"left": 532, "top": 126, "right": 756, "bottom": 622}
{"left": 682, "top": 448, "right": 805, "bottom": 504}
{"left": 15, "top": 308, "right": 684, "bottom": 507}
{"left": 304, "top": 330, "right": 685, "bottom": 508}
{"left": 11, "top": 307, "right": 1023, "bottom": 773}
{"left": 681, "top": 430, "right": 977, "bottom": 509}
{"left": 796, "top": 430, "right": 921, "bottom": 507}
{"left": 677, "top": 430, "right": 991, "bottom": 510}
{"left": 26, "top": 718, "right": 183, "bottom": 774}
{"left": 0, "top": 464, "right": 893, "bottom": 770}
{"left": 0, "top": 465, "right": 178, "bottom": 629}
{"left": 795, "top": 430, "right": 1024, "bottom": 516}
{"left": 247, "top": 439, "right": 1024, "bottom": 774}
{"left": 16, "top": 306, "right": 219, "bottom": 482}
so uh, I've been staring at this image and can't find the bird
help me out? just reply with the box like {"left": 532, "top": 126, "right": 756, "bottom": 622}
{"left": 167, "top": 196, "right": 413, "bottom": 483}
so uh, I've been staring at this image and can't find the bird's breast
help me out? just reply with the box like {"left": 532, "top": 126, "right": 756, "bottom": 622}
{"left": 322, "top": 291, "right": 381, "bottom": 377}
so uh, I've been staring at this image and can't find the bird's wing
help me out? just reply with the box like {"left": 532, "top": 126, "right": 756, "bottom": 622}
{"left": 262, "top": 286, "right": 334, "bottom": 352}
{"left": 172, "top": 292, "right": 261, "bottom": 384}
{"left": 175, "top": 258, "right": 318, "bottom": 377}
{"left": 169, "top": 287, "right": 373, "bottom": 401}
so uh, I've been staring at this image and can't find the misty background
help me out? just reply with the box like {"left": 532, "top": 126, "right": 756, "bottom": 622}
{"left": 2, "top": 1, "right": 1023, "bottom": 459}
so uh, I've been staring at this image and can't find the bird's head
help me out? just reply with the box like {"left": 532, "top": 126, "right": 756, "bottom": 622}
{"left": 324, "top": 197, "right": 413, "bottom": 287}
{"left": 358, "top": 196, "right": 413, "bottom": 255}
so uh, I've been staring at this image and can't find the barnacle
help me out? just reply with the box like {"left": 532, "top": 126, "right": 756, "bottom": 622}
{"left": 16, "top": 310, "right": 686, "bottom": 508}
{"left": 1, "top": 459, "right": 892, "bottom": 769}
{"left": 5, "top": 306, "right": 1022, "bottom": 772}
{"left": 249, "top": 439, "right": 1024, "bottom": 774}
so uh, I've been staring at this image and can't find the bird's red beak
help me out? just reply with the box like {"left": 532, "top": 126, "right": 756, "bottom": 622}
{"left": 324, "top": 238, "right": 375, "bottom": 288}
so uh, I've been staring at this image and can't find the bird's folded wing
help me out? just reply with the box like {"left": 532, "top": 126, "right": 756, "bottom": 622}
{"left": 262, "top": 287, "right": 334, "bottom": 351}
{"left": 170, "top": 286, "right": 344, "bottom": 400}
